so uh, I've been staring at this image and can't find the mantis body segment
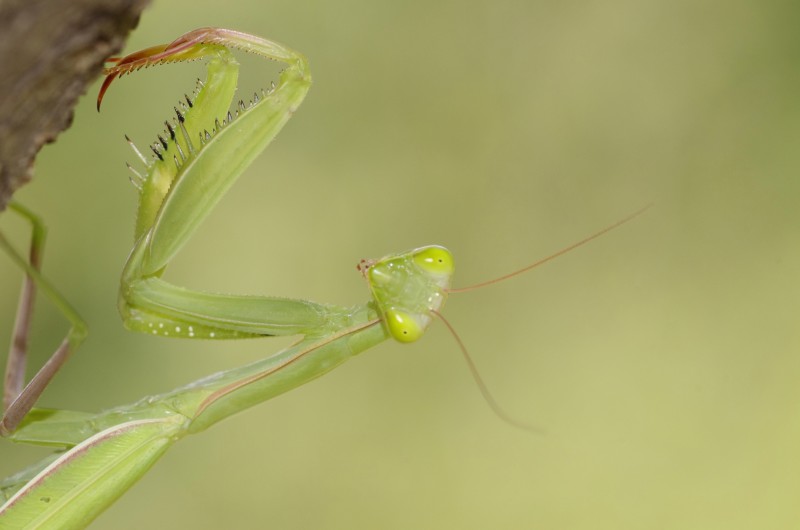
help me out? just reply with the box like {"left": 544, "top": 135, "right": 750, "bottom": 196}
{"left": 0, "top": 28, "right": 648, "bottom": 528}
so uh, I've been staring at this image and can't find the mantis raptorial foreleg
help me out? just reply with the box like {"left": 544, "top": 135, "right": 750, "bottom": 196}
{"left": 108, "top": 29, "right": 329, "bottom": 343}
{"left": 0, "top": 202, "right": 87, "bottom": 436}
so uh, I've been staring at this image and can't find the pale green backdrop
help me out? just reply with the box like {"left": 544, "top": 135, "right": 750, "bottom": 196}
{"left": 1, "top": 0, "right": 799, "bottom": 528}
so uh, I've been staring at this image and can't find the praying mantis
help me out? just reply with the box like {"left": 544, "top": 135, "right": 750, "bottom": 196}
{"left": 0, "top": 28, "right": 649, "bottom": 528}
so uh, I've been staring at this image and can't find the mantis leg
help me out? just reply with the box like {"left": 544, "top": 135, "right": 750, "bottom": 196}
{"left": 105, "top": 29, "right": 324, "bottom": 342}
{"left": 120, "top": 275, "right": 339, "bottom": 340}
{"left": 0, "top": 202, "right": 87, "bottom": 436}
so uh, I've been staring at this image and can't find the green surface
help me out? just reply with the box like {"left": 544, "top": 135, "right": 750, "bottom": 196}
{"left": 1, "top": 0, "right": 798, "bottom": 528}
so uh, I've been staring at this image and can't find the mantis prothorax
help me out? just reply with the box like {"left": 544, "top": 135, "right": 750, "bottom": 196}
{"left": 0, "top": 28, "right": 648, "bottom": 528}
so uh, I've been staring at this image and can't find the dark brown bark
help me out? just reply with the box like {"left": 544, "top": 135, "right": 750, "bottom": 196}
{"left": 0, "top": 0, "right": 150, "bottom": 210}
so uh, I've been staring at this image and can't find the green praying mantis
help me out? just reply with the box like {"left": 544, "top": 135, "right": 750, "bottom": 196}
{"left": 0, "top": 28, "right": 649, "bottom": 528}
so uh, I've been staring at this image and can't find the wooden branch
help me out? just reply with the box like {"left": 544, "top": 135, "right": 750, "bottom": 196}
{"left": 0, "top": 0, "right": 150, "bottom": 210}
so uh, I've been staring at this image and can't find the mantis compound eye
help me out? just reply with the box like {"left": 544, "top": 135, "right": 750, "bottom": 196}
{"left": 385, "top": 309, "right": 424, "bottom": 343}
{"left": 412, "top": 246, "right": 454, "bottom": 276}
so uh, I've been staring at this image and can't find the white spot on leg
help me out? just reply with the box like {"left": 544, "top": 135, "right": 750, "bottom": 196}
{"left": 159, "top": 323, "right": 164, "bottom": 329}
{"left": 210, "top": 332, "right": 216, "bottom": 338}
{"left": 175, "top": 326, "right": 181, "bottom": 333}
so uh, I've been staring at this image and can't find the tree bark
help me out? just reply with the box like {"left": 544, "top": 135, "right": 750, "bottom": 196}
{"left": 0, "top": 0, "right": 150, "bottom": 210}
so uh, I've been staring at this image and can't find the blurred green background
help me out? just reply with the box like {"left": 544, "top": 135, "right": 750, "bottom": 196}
{"left": 2, "top": 0, "right": 799, "bottom": 528}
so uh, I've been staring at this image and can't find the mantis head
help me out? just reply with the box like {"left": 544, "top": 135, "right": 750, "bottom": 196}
{"left": 358, "top": 246, "right": 454, "bottom": 343}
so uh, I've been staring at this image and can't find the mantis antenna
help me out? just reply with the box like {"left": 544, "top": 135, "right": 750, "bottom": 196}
{"left": 448, "top": 203, "right": 653, "bottom": 294}
{"left": 436, "top": 204, "right": 653, "bottom": 432}
{"left": 359, "top": 205, "right": 652, "bottom": 433}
